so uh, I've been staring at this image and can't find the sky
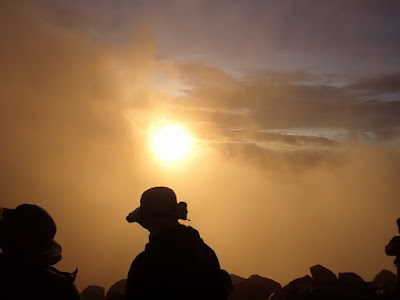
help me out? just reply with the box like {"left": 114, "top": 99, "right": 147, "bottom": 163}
{"left": 1, "top": 0, "right": 400, "bottom": 291}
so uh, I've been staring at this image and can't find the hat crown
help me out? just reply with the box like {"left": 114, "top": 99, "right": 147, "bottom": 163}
{"left": 140, "top": 187, "right": 177, "bottom": 217}
{"left": 4, "top": 204, "right": 57, "bottom": 250}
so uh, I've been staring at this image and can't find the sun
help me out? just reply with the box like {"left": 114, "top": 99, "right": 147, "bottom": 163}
{"left": 152, "top": 125, "right": 192, "bottom": 163}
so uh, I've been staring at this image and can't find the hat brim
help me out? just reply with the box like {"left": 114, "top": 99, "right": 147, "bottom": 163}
{"left": 37, "top": 240, "right": 62, "bottom": 265}
{"left": 126, "top": 207, "right": 141, "bottom": 223}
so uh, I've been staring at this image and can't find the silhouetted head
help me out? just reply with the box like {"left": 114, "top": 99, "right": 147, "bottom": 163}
{"left": 0, "top": 204, "right": 61, "bottom": 264}
{"left": 126, "top": 187, "right": 188, "bottom": 232}
{"left": 397, "top": 218, "right": 400, "bottom": 233}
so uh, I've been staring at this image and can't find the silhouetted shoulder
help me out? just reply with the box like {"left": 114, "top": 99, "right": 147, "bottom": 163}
{"left": 0, "top": 255, "right": 80, "bottom": 300}
{"left": 126, "top": 225, "right": 227, "bottom": 299}
{"left": 386, "top": 236, "right": 400, "bottom": 256}
{"left": 41, "top": 267, "right": 80, "bottom": 298}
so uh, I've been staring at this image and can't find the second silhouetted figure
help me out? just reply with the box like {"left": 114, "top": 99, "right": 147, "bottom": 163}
{"left": 385, "top": 218, "right": 400, "bottom": 293}
{"left": 125, "top": 187, "right": 230, "bottom": 300}
{"left": 0, "top": 204, "right": 80, "bottom": 300}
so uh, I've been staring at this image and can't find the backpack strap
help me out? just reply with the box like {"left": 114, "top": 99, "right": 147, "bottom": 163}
{"left": 46, "top": 267, "right": 78, "bottom": 283}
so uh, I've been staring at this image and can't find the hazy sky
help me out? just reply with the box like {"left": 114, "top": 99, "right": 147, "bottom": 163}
{"left": 1, "top": 0, "right": 400, "bottom": 290}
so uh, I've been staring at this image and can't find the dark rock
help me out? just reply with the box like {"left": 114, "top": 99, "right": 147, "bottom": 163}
{"left": 282, "top": 275, "right": 313, "bottom": 300}
{"left": 338, "top": 272, "right": 366, "bottom": 287}
{"left": 307, "top": 285, "right": 359, "bottom": 300}
{"left": 287, "top": 275, "right": 313, "bottom": 287}
{"left": 230, "top": 274, "right": 246, "bottom": 285}
{"left": 229, "top": 274, "right": 281, "bottom": 300}
{"left": 81, "top": 285, "right": 105, "bottom": 300}
{"left": 106, "top": 279, "right": 126, "bottom": 299}
{"left": 310, "top": 265, "right": 337, "bottom": 284}
{"left": 267, "top": 290, "right": 285, "bottom": 300}
{"left": 282, "top": 268, "right": 379, "bottom": 300}
{"left": 106, "top": 291, "right": 125, "bottom": 300}
{"left": 373, "top": 269, "right": 397, "bottom": 291}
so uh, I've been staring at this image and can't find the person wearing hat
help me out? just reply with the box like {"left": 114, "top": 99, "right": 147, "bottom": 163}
{"left": 386, "top": 218, "right": 400, "bottom": 294}
{"left": 0, "top": 204, "right": 80, "bottom": 300}
{"left": 125, "top": 187, "right": 230, "bottom": 300}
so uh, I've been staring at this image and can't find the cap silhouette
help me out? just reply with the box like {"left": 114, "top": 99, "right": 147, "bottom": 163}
{"left": 126, "top": 187, "right": 187, "bottom": 223}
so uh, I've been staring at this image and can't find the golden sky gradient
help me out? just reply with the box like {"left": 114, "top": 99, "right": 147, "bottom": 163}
{"left": 1, "top": 0, "right": 400, "bottom": 290}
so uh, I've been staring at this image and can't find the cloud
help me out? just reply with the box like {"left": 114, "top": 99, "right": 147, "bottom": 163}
{"left": 171, "top": 63, "right": 400, "bottom": 143}
{"left": 0, "top": 0, "right": 160, "bottom": 289}
{"left": 49, "top": 0, "right": 400, "bottom": 75}
{"left": 349, "top": 72, "right": 400, "bottom": 94}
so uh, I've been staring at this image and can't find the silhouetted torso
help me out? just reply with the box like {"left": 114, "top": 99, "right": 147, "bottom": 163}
{"left": 126, "top": 224, "right": 228, "bottom": 300}
{"left": 0, "top": 253, "right": 80, "bottom": 300}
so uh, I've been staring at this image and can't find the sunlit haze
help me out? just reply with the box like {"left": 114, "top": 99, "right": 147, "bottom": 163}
{"left": 1, "top": 0, "right": 400, "bottom": 292}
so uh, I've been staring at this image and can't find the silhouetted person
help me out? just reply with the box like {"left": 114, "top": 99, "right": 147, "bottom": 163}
{"left": 385, "top": 218, "right": 400, "bottom": 293}
{"left": 125, "top": 187, "right": 230, "bottom": 300}
{"left": 0, "top": 204, "right": 80, "bottom": 300}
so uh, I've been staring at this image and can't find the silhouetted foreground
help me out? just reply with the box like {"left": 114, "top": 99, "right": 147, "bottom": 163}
{"left": 81, "top": 265, "right": 398, "bottom": 300}
{"left": 1, "top": 200, "right": 399, "bottom": 300}
{"left": 0, "top": 204, "right": 80, "bottom": 300}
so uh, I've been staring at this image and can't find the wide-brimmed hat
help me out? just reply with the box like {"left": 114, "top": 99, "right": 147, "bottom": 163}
{"left": 126, "top": 187, "right": 188, "bottom": 223}
{"left": 0, "top": 204, "right": 62, "bottom": 264}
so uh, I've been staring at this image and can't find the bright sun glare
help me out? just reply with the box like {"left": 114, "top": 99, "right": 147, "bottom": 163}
{"left": 152, "top": 125, "right": 192, "bottom": 163}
